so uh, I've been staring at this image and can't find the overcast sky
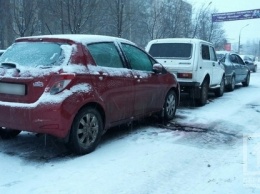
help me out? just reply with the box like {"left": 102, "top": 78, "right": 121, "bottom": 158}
{"left": 188, "top": 0, "right": 260, "bottom": 44}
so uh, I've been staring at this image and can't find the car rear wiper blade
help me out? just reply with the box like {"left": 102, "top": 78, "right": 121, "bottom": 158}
{"left": 0, "top": 62, "right": 21, "bottom": 73}
{"left": 0, "top": 62, "right": 17, "bottom": 69}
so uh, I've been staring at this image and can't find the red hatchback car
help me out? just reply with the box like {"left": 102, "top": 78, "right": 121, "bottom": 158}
{"left": 0, "top": 35, "right": 179, "bottom": 154}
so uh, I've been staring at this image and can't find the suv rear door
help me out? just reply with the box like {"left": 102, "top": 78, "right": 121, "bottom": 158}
{"left": 147, "top": 42, "right": 194, "bottom": 79}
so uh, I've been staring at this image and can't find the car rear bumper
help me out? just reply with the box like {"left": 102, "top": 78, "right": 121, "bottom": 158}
{"left": 0, "top": 94, "right": 75, "bottom": 138}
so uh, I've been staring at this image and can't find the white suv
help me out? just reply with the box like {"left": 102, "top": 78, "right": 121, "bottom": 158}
{"left": 146, "top": 38, "right": 225, "bottom": 106}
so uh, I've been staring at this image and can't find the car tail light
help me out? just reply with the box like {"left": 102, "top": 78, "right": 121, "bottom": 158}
{"left": 47, "top": 74, "right": 75, "bottom": 95}
{"left": 177, "top": 73, "right": 192, "bottom": 79}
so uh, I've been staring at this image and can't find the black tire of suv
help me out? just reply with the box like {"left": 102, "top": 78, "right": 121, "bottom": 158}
{"left": 215, "top": 76, "right": 225, "bottom": 97}
{"left": 227, "top": 76, "right": 235, "bottom": 92}
{"left": 197, "top": 79, "right": 209, "bottom": 106}
{"left": 68, "top": 107, "right": 103, "bottom": 155}
{"left": 242, "top": 72, "right": 250, "bottom": 87}
{"left": 163, "top": 90, "right": 177, "bottom": 121}
{"left": 0, "top": 128, "right": 21, "bottom": 139}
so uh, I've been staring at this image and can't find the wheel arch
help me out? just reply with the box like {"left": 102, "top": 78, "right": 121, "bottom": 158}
{"left": 78, "top": 102, "right": 106, "bottom": 128}
{"left": 64, "top": 102, "right": 106, "bottom": 143}
{"left": 203, "top": 74, "right": 210, "bottom": 85}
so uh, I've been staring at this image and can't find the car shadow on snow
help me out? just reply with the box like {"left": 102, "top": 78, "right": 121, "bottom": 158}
{"left": 0, "top": 121, "right": 154, "bottom": 163}
{"left": 0, "top": 132, "right": 75, "bottom": 163}
{"left": 0, "top": 117, "right": 244, "bottom": 163}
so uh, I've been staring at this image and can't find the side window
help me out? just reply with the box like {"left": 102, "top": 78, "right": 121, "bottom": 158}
{"left": 209, "top": 47, "right": 217, "bottom": 61}
{"left": 201, "top": 45, "right": 210, "bottom": 60}
{"left": 230, "top": 54, "right": 238, "bottom": 63}
{"left": 236, "top": 55, "right": 245, "bottom": 65}
{"left": 87, "top": 42, "right": 124, "bottom": 68}
{"left": 121, "top": 43, "right": 153, "bottom": 71}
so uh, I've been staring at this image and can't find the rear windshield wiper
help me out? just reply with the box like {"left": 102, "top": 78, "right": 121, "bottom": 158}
{"left": 1, "top": 62, "right": 17, "bottom": 69}
{"left": 0, "top": 62, "right": 21, "bottom": 73}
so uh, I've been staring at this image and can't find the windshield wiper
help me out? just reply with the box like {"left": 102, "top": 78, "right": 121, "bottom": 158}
{"left": 0, "top": 62, "right": 20, "bottom": 73}
{"left": 1, "top": 62, "right": 17, "bottom": 68}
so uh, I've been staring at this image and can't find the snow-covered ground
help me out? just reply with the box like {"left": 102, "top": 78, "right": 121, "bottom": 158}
{"left": 1, "top": 69, "right": 260, "bottom": 194}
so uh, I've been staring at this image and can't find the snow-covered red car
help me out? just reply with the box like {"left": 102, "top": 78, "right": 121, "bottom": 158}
{"left": 0, "top": 35, "right": 179, "bottom": 155}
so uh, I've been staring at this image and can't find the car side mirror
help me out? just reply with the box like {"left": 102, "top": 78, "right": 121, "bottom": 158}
{"left": 152, "top": 63, "right": 163, "bottom": 73}
{"left": 245, "top": 61, "right": 249, "bottom": 65}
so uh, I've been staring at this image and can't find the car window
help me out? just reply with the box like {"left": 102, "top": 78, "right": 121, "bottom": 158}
{"left": 236, "top": 55, "right": 245, "bottom": 65}
{"left": 121, "top": 43, "right": 153, "bottom": 71}
{"left": 201, "top": 44, "right": 210, "bottom": 60}
{"left": 0, "top": 42, "right": 63, "bottom": 67}
{"left": 87, "top": 42, "right": 124, "bottom": 68}
{"left": 209, "top": 46, "right": 217, "bottom": 61}
{"left": 230, "top": 54, "right": 238, "bottom": 63}
{"left": 148, "top": 43, "right": 192, "bottom": 59}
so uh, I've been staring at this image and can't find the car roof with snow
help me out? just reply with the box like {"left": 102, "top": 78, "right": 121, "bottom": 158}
{"left": 146, "top": 38, "right": 213, "bottom": 46}
{"left": 15, "top": 34, "right": 135, "bottom": 45}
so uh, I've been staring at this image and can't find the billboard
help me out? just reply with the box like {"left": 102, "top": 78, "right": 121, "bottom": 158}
{"left": 212, "top": 9, "right": 260, "bottom": 22}
{"left": 224, "top": 43, "right": 231, "bottom": 51}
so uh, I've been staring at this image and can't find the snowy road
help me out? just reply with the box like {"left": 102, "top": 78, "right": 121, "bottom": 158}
{"left": 1, "top": 69, "right": 260, "bottom": 194}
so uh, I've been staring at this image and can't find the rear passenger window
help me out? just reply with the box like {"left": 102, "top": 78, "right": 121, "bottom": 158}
{"left": 87, "top": 43, "right": 124, "bottom": 68}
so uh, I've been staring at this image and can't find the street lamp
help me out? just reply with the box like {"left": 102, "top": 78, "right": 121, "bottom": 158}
{"left": 238, "top": 24, "right": 249, "bottom": 54}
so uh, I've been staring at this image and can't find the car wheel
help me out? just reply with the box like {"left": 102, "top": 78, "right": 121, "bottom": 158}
{"left": 253, "top": 66, "right": 257, "bottom": 72}
{"left": 227, "top": 76, "right": 235, "bottom": 91}
{"left": 197, "top": 79, "right": 209, "bottom": 106}
{"left": 215, "top": 76, "right": 225, "bottom": 97}
{"left": 68, "top": 107, "right": 103, "bottom": 155}
{"left": 0, "top": 128, "right": 21, "bottom": 139}
{"left": 163, "top": 90, "right": 177, "bottom": 121}
{"left": 242, "top": 72, "right": 250, "bottom": 87}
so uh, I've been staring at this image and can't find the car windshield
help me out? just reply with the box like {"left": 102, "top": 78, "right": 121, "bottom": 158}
{"left": 0, "top": 42, "right": 64, "bottom": 67}
{"left": 149, "top": 43, "right": 192, "bottom": 59}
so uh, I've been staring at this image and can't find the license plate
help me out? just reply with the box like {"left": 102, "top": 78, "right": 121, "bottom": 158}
{"left": 0, "top": 82, "right": 26, "bottom": 95}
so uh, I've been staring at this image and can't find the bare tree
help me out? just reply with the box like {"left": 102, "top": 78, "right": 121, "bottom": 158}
{"left": 146, "top": 0, "right": 167, "bottom": 39}
{"left": 0, "top": 0, "right": 14, "bottom": 48}
{"left": 146, "top": 0, "right": 192, "bottom": 40}
{"left": 12, "top": 0, "right": 39, "bottom": 37}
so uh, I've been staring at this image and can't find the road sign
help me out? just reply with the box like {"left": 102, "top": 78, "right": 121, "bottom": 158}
{"left": 212, "top": 9, "right": 260, "bottom": 22}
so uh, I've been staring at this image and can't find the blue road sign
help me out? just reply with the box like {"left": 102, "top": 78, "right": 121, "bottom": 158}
{"left": 212, "top": 9, "right": 260, "bottom": 22}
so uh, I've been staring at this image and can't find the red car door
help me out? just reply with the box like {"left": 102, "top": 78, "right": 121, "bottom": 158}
{"left": 120, "top": 43, "right": 165, "bottom": 117}
{"left": 86, "top": 42, "right": 135, "bottom": 126}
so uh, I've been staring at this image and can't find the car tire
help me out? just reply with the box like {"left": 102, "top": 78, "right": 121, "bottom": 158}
{"left": 163, "top": 90, "right": 177, "bottom": 121}
{"left": 253, "top": 66, "right": 257, "bottom": 73}
{"left": 227, "top": 76, "right": 235, "bottom": 91}
{"left": 68, "top": 107, "right": 103, "bottom": 155}
{"left": 242, "top": 72, "right": 250, "bottom": 87}
{"left": 0, "top": 128, "right": 21, "bottom": 139}
{"left": 215, "top": 76, "right": 225, "bottom": 97}
{"left": 197, "top": 79, "right": 209, "bottom": 106}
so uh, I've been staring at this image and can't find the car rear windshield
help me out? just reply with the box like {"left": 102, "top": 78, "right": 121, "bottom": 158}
{"left": 148, "top": 43, "right": 192, "bottom": 59}
{"left": 0, "top": 42, "right": 64, "bottom": 67}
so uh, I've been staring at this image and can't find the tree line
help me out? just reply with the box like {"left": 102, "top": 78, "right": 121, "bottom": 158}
{"left": 0, "top": 0, "right": 227, "bottom": 49}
